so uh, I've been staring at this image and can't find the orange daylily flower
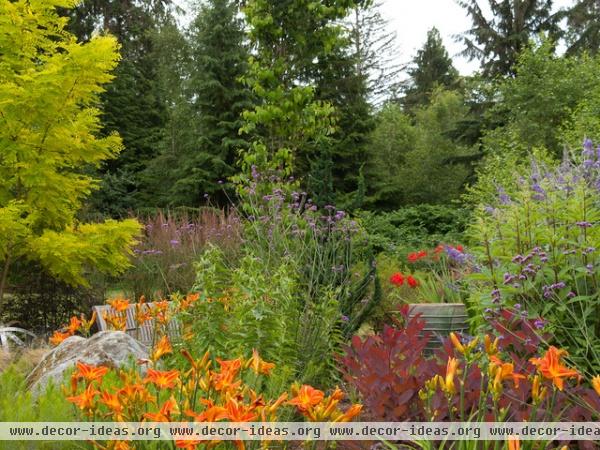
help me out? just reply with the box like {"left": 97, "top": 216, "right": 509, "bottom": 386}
{"left": 247, "top": 349, "right": 276, "bottom": 375}
{"left": 186, "top": 405, "right": 228, "bottom": 422}
{"left": 530, "top": 346, "right": 580, "bottom": 391}
{"left": 489, "top": 356, "right": 526, "bottom": 391}
{"left": 67, "top": 383, "right": 99, "bottom": 411}
{"left": 99, "top": 391, "right": 124, "bottom": 420}
{"left": 108, "top": 297, "right": 130, "bottom": 312}
{"left": 212, "top": 358, "right": 243, "bottom": 392}
{"left": 332, "top": 403, "right": 363, "bottom": 422}
{"left": 144, "top": 369, "right": 180, "bottom": 389}
{"left": 50, "top": 330, "right": 72, "bottom": 346}
{"left": 507, "top": 436, "right": 520, "bottom": 450}
{"left": 73, "top": 362, "right": 109, "bottom": 384}
{"left": 179, "top": 293, "right": 200, "bottom": 311}
{"left": 224, "top": 397, "right": 258, "bottom": 422}
{"left": 288, "top": 385, "right": 324, "bottom": 412}
{"left": 143, "top": 396, "right": 180, "bottom": 422}
{"left": 444, "top": 357, "right": 460, "bottom": 395}
{"left": 592, "top": 375, "right": 600, "bottom": 397}
{"left": 67, "top": 316, "right": 83, "bottom": 334}
{"left": 135, "top": 304, "right": 153, "bottom": 325}
{"left": 151, "top": 335, "right": 172, "bottom": 362}
{"left": 175, "top": 440, "right": 204, "bottom": 450}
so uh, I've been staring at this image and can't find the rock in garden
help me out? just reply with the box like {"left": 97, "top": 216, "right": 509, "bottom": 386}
{"left": 26, "top": 331, "right": 149, "bottom": 395}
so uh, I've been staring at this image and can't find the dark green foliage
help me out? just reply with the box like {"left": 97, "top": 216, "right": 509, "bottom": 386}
{"left": 457, "top": 0, "right": 561, "bottom": 78}
{"left": 66, "top": 1, "right": 171, "bottom": 215}
{"left": 356, "top": 205, "right": 470, "bottom": 253}
{"left": 564, "top": 0, "right": 600, "bottom": 55}
{"left": 402, "top": 27, "right": 459, "bottom": 113}
{"left": 484, "top": 39, "right": 600, "bottom": 157}
{"left": 166, "top": 0, "right": 252, "bottom": 207}
{"left": 0, "top": 262, "right": 104, "bottom": 335}
{"left": 340, "top": 261, "right": 382, "bottom": 338}
{"left": 365, "top": 90, "right": 477, "bottom": 209}
{"left": 312, "top": 46, "right": 375, "bottom": 208}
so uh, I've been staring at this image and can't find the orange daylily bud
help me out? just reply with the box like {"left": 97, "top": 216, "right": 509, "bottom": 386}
{"left": 484, "top": 335, "right": 499, "bottom": 355}
{"left": 508, "top": 436, "right": 520, "bottom": 450}
{"left": 449, "top": 333, "right": 465, "bottom": 354}
{"left": 591, "top": 375, "right": 600, "bottom": 397}
{"left": 444, "top": 357, "right": 460, "bottom": 395}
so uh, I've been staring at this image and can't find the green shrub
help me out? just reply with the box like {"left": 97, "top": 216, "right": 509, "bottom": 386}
{"left": 0, "top": 365, "right": 77, "bottom": 450}
{"left": 188, "top": 185, "right": 381, "bottom": 388}
{"left": 356, "top": 205, "right": 469, "bottom": 254}
{"left": 467, "top": 145, "right": 600, "bottom": 375}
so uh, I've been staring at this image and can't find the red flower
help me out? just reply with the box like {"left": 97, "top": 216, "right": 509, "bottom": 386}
{"left": 407, "top": 250, "right": 427, "bottom": 263}
{"left": 455, "top": 245, "right": 464, "bottom": 252}
{"left": 434, "top": 245, "right": 444, "bottom": 254}
{"left": 390, "top": 272, "right": 404, "bottom": 286}
{"left": 407, "top": 275, "right": 419, "bottom": 288}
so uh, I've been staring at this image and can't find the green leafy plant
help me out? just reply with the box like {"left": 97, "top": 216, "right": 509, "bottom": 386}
{"left": 467, "top": 145, "right": 600, "bottom": 375}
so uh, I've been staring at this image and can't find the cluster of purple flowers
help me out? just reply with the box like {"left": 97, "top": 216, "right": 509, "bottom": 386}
{"left": 542, "top": 282, "right": 567, "bottom": 299}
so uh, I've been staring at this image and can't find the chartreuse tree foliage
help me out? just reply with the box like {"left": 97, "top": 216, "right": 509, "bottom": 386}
{"left": 0, "top": 0, "right": 141, "bottom": 301}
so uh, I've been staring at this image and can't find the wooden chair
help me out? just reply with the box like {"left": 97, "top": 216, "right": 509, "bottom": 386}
{"left": 93, "top": 302, "right": 181, "bottom": 347}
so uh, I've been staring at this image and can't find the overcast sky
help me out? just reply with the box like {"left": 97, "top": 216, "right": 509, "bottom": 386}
{"left": 381, "top": 0, "right": 575, "bottom": 75}
{"left": 174, "top": 0, "right": 575, "bottom": 75}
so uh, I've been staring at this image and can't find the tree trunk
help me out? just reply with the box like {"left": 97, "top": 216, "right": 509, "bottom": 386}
{"left": 0, "top": 253, "right": 12, "bottom": 306}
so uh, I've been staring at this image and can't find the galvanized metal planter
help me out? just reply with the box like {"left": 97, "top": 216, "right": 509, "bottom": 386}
{"left": 407, "top": 303, "right": 468, "bottom": 353}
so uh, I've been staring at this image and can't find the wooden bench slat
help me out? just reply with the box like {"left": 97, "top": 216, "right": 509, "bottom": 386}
{"left": 93, "top": 302, "right": 182, "bottom": 347}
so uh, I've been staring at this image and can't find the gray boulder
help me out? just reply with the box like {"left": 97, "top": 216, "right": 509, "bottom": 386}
{"left": 26, "top": 331, "right": 149, "bottom": 395}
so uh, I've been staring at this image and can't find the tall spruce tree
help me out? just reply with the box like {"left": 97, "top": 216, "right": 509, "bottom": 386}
{"left": 346, "top": 0, "right": 403, "bottom": 105}
{"left": 564, "top": 0, "right": 600, "bottom": 55}
{"left": 457, "top": 0, "right": 561, "bottom": 78}
{"left": 167, "top": 0, "right": 252, "bottom": 206}
{"left": 312, "top": 45, "right": 374, "bottom": 208}
{"left": 65, "top": 0, "right": 172, "bottom": 215}
{"left": 402, "top": 27, "right": 459, "bottom": 114}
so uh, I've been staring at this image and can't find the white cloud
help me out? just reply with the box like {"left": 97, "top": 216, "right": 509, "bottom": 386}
{"left": 381, "top": 0, "right": 575, "bottom": 75}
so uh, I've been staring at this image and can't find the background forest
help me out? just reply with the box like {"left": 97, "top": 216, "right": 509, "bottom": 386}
{"left": 4, "top": 0, "right": 600, "bottom": 332}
